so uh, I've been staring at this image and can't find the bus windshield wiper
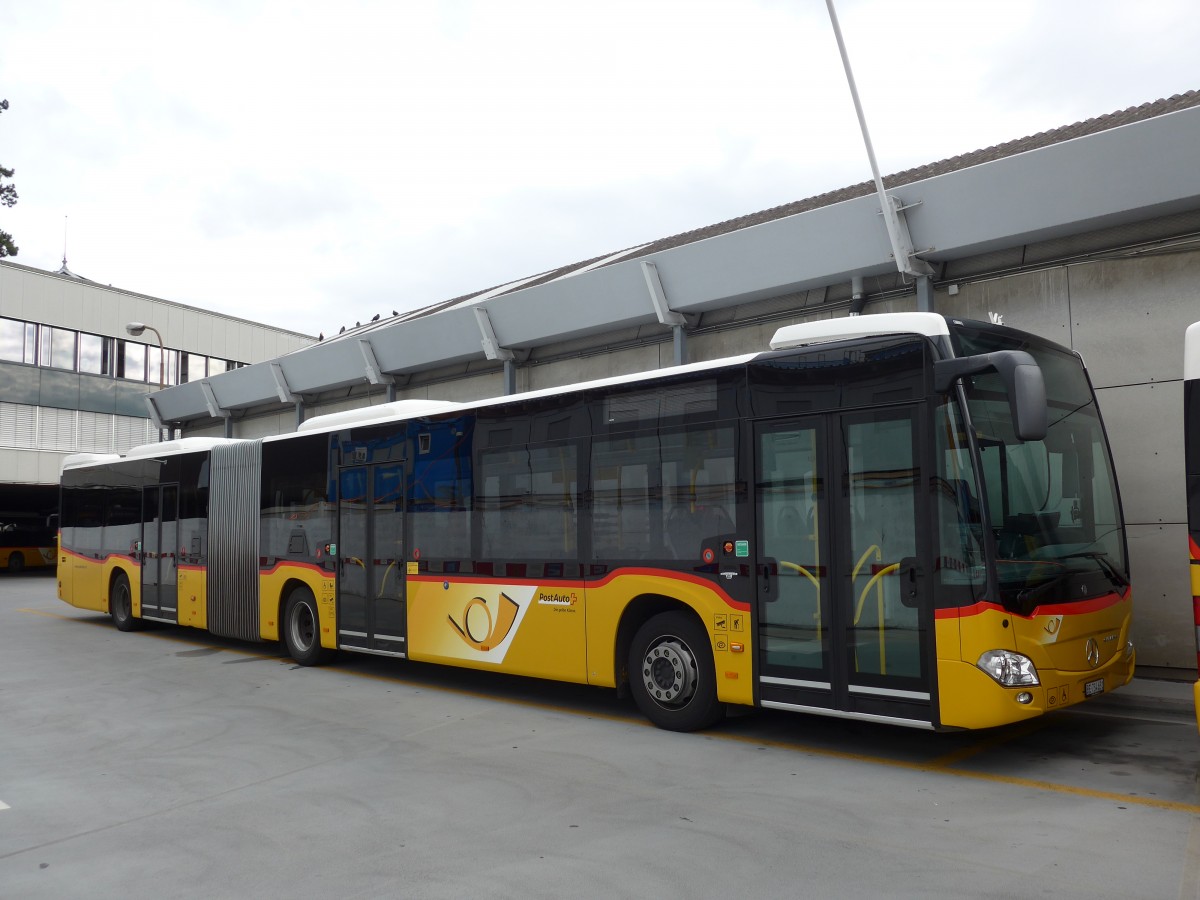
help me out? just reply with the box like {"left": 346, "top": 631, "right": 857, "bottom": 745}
{"left": 1057, "top": 551, "right": 1129, "bottom": 588}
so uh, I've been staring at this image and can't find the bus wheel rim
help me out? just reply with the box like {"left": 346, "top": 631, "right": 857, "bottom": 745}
{"left": 290, "top": 602, "right": 315, "bottom": 651}
{"left": 641, "top": 637, "right": 697, "bottom": 708}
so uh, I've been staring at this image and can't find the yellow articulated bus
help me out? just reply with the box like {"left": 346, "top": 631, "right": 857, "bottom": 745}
{"left": 1, "top": 515, "right": 57, "bottom": 572}
{"left": 58, "top": 313, "right": 1134, "bottom": 731}
{"left": 1186, "top": 321, "right": 1200, "bottom": 730}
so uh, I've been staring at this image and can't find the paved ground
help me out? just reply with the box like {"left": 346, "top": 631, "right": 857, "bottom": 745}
{"left": 3, "top": 570, "right": 1199, "bottom": 899}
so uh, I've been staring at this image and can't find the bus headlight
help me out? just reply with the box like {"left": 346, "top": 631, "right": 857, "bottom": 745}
{"left": 977, "top": 650, "right": 1040, "bottom": 686}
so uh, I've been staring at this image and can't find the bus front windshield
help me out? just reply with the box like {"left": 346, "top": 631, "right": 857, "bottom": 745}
{"left": 953, "top": 325, "right": 1128, "bottom": 614}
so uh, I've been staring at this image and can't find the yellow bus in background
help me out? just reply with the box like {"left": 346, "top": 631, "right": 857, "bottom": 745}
{"left": 1, "top": 515, "right": 56, "bottom": 572}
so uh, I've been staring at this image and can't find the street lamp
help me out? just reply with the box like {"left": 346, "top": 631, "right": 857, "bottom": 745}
{"left": 126, "top": 321, "right": 165, "bottom": 440}
{"left": 125, "top": 321, "right": 165, "bottom": 388}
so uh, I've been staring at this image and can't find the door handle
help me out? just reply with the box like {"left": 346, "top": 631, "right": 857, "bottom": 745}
{"left": 898, "top": 556, "right": 920, "bottom": 607}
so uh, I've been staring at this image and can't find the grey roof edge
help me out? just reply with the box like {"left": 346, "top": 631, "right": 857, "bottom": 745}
{"left": 0, "top": 259, "right": 317, "bottom": 341}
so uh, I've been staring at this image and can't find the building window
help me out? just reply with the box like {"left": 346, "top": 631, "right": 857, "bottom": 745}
{"left": 0, "top": 317, "right": 36, "bottom": 364}
{"left": 38, "top": 325, "right": 78, "bottom": 371}
{"left": 182, "top": 352, "right": 206, "bottom": 383}
{"left": 78, "top": 333, "right": 111, "bottom": 376}
{"left": 147, "top": 346, "right": 177, "bottom": 387}
{"left": 118, "top": 339, "right": 146, "bottom": 381}
{"left": 0, "top": 315, "right": 241, "bottom": 386}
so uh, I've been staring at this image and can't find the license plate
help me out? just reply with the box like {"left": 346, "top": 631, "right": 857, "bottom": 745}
{"left": 1084, "top": 678, "right": 1104, "bottom": 697}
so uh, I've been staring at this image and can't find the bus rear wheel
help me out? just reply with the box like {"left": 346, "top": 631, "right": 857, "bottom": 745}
{"left": 110, "top": 572, "right": 142, "bottom": 632}
{"left": 7, "top": 552, "right": 24, "bottom": 573}
{"left": 629, "top": 611, "right": 724, "bottom": 732}
{"left": 283, "top": 587, "right": 334, "bottom": 666}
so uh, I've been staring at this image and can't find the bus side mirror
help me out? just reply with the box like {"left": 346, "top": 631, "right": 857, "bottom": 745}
{"left": 933, "top": 350, "right": 1048, "bottom": 443}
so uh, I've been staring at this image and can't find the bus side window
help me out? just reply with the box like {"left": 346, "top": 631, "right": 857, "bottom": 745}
{"left": 661, "top": 426, "right": 736, "bottom": 560}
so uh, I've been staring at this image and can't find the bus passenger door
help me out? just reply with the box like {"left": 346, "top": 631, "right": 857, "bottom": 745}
{"left": 755, "top": 408, "right": 933, "bottom": 726}
{"left": 755, "top": 418, "right": 832, "bottom": 708}
{"left": 337, "top": 462, "right": 407, "bottom": 657}
{"left": 140, "top": 484, "right": 179, "bottom": 623}
{"left": 836, "top": 407, "right": 932, "bottom": 724}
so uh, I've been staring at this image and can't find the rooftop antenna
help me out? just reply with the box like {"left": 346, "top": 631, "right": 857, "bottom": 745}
{"left": 824, "top": 1, "right": 933, "bottom": 305}
{"left": 55, "top": 216, "right": 81, "bottom": 279}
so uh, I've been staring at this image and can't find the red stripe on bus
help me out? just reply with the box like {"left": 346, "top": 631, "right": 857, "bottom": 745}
{"left": 935, "top": 588, "right": 1130, "bottom": 621}
{"left": 409, "top": 566, "right": 752, "bottom": 611}
{"left": 259, "top": 559, "right": 330, "bottom": 577}
{"left": 59, "top": 546, "right": 138, "bottom": 567}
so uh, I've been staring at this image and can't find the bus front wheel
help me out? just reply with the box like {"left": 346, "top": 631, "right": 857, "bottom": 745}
{"left": 283, "top": 587, "right": 334, "bottom": 666}
{"left": 110, "top": 572, "right": 142, "bottom": 632}
{"left": 629, "top": 611, "right": 724, "bottom": 732}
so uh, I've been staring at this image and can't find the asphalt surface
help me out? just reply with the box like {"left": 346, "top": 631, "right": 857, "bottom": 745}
{"left": 3, "top": 570, "right": 1199, "bottom": 899}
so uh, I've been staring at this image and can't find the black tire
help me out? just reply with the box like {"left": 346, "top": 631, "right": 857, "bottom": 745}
{"left": 110, "top": 572, "right": 142, "bottom": 632}
{"left": 283, "top": 587, "right": 334, "bottom": 666}
{"left": 7, "top": 552, "right": 24, "bottom": 573}
{"left": 629, "top": 611, "right": 725, "bottom": 732}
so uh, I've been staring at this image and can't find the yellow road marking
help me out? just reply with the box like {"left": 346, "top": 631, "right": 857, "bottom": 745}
{"left": 24, "top": 606, "right": 1200, "bottom": 815}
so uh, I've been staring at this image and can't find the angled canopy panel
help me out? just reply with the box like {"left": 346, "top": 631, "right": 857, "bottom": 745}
{"left": 900, "top": 104, "right": 1200, "bottom": 261}
{"left": 274, "top": 339, "right": 380, "bottom": 394}
{"left": 149, "top": 380, "right": 212, "bottom": 424}
{"left": 213, "top": 364, "right": 289, "bottom": 410}
{"left": 471, "top": 262, "right": 679, "bottom": 349}
{"left": 367, "top": 306, "right": 510, "bottom": 373}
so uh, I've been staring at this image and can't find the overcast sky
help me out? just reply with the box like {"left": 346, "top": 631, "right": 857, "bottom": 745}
{"left": 2, "top": 0, "right": 1197, "bottom": 339}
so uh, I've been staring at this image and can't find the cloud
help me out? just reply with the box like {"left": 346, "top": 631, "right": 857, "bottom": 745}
{"left": 2, "top": 0, "right": 1198, "bottom": 342}
{"left": 196, "top": 171, "right": 364, "bottom": 239}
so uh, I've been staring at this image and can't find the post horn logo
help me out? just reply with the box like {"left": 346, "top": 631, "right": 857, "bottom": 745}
{"left": 448, "top": 592, "right": 520, "bottom": 652}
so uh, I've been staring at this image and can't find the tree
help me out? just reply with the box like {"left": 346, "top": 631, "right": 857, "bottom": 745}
{"left": 1, "top": 99, "right": 17, "bottom": 258}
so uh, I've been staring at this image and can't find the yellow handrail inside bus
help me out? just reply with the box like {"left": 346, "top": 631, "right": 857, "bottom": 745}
{"left": 854, "top": 561, "right": 899, "bottom": 675}
{"left": 851, "top": 544, "right": 881, "bottom": 585}
{"left": 378, "top": 559, "right": 398, "bottom": 599}
{"left": 780, "top": 560, "right": 819, "bottom": 589}
{"left": 780, "top": 559, "right": 821, "bottom": 639}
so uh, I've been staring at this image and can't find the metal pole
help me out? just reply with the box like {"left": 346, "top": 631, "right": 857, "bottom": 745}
{"left": 824, "top": 0, "right": 888, "bottom": 211}
{"left": 824, "top": 0, "right": 933, "bottom": 283}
